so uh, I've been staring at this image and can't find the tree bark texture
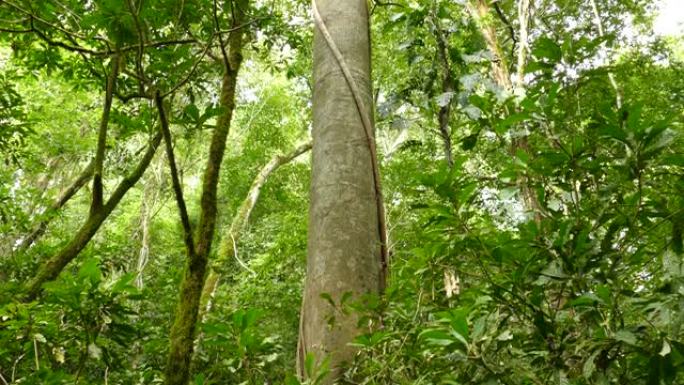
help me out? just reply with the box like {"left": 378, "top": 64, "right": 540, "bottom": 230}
{"left": 467, "top": 0, "right": 512, "bottom": 90}
{"left": 163, "top": 1, "right": 248, "bottom": 383}
{"left": 467, "top": 0, "right": 542, "bottom": 222}
{"left": 92, "top": 56, "right": 120, "bottom": 215}
{"left": 433, "top": 16, "right": 455, "bottom": 169}
{"left": 298, "top": 0, "right": 382, "bottom": 381}
{"left": 24, "top": 133, "right": 162, "bottom": 300}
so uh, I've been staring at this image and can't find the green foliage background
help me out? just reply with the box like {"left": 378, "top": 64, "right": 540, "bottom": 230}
{"left": 0, "top": 0, "right": 682, "bottom": 384}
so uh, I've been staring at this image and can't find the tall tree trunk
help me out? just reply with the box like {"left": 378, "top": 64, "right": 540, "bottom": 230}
{"left": 24, "top": 133, "right": 162, "bottom": 300}
{"left": 467, "top": 0, "right": 542, "bottom": 222}
{"left": 162, "top": 1, "right": 248, "bottom": 383}
{"left": 298, "top": 1, "right": 385, "bottom": 381}
{"left": 467, "top": 0, "right": 512, "bottom": 89}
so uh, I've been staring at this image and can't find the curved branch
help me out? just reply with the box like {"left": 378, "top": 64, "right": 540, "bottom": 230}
{"left": 200, "top": 140, "right": 312, "bottom": 317}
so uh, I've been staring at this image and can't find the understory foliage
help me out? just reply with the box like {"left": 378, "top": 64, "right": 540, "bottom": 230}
{"left": 0, "top": 0, "right": 682, "bottom": 384}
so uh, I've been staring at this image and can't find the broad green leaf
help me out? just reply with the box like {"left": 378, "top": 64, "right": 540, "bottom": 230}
{"left": 77, "top": 258, "right": 102, "bottom": 285}
{"left": 532, "top": 37, "right": 562, "bottom": 62}
{"left": 614, "top": 330, "right": 637, "bottom": 346}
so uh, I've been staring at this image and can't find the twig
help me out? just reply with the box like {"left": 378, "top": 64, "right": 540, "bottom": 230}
{"left": 430, "top": 10, "right": 456, "bottom": 168}
{"left": 493, "top": 1, "right": 517, "bottom": 58}
{"left": 0, "top": 27, "right": 32, "bottom": 33}
{"left": 589, "top": 0, "right": 622, "bottom": 109}
{"left": 230, "top": 232, "right": 257, "bottom": 276}
{"left": 11, "top": 353, "right": 24, "bottom": 382}
{"left": 125, "top": 0, "right": 147, "bottom": 92}
{"left": 214, "top": 0, "right": 231, "bottom": 71}
{"left": 29, "top": 17, "right": 101, "bottom": 55}
{"left": 161, "top": 34, "right": 216, "bottom": 98}
{"left": 33, "top": 338, "right": 39, "bottom": 370}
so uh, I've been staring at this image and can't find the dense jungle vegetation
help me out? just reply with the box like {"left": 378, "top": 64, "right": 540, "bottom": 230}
{"left": 1, "top": 0, "right": 683, "bottom": 384}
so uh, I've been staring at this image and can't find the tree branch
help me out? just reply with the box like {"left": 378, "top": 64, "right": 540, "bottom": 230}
{"left": 213, "top": 0, "right": 231, "bottom": 71}
{"left": 160, "top": 34, "right": 216, "bottom": 98}
{"left": 24, "top": 132, "right": 162, "bottom": 301}
{"left": 17, "top": 160, "right": 94, "bottom": 252}
{"left": 431, "top": 12, "right": 456, "bottom": 168}
{"left": 154, "top": 91, "right": 195, "bottom": 256}
{"left": 200, "top": 139, "right": 312, "bottom": 319}
{"left": 493, "top": 1, "right": 518, "bottom": 59}
{"left": 91, "top": 55, "right": 120, "bottom": 214}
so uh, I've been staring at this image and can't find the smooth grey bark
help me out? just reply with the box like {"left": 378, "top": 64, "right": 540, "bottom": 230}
{"left": 299, "top": 0, "right": 382, "bottom": 381}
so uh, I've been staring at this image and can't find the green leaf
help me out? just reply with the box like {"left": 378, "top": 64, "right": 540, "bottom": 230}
{"left": 532, "top": 37, "right": 562, "bottom": 62}
{"left": 88, "top": 343, "right": 102, "bottom": 360}
{"left": 461, "top": 133, "right": 479, "bottom": 151}
{"left": 184, "top": 104, "right": 200, "bottom": 121}
{"left": 496, "top": 330, "right": 513, "bottom": 341}
{"left": 77, "top": 258, "right": 102, "bottom": 285}
{"left": 583, "top": 350, "right": 600, "bottom": 379}
{"left": 614, "top": 330, "right": 637, "bottom": 346}
{"left": 319, "top": 293, "right": 335, "bottom": 308}
{"left": 495, "top": 112, "right": 530, "bottom": 134}
{"left": 419, "top": 328, "right": 458, "bottom": 347}
{"left": 659, "top": 340, "right": 671, "bottom": 357}
{"left": 110, "top": 273, "right": 137, "bottom": 295}
{"left": 569, "top": 293, "right": 603, "bottom": 307}
{"left": 436, "top": 92, "right": 454, "bottom": 107}
{"left": 242, "top": 309, "right": 261, "bottom": 329}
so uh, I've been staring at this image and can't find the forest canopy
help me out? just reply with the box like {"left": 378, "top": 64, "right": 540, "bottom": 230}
{"left": 0, "top": 0, "right": 683, "bottom": 384}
